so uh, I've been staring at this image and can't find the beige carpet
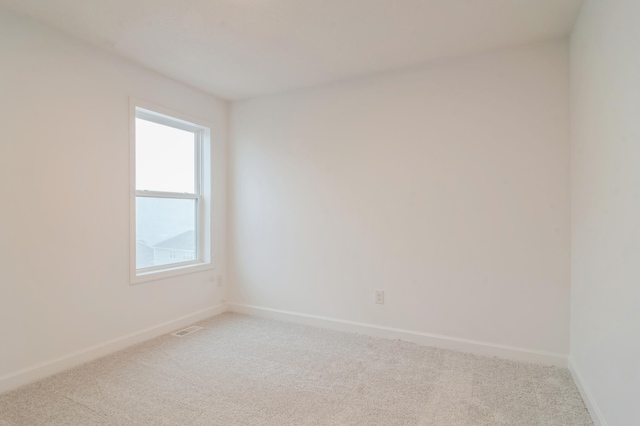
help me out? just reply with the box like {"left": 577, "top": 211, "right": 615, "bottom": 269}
{"left": 0, "top": 313, "right": 593, "bottom": 425}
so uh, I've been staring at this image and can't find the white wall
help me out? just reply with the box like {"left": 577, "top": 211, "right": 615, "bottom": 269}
{"left": 0, "top": 9, "right": 227, "bottom": 386}
{"left": 570, "top": 0, "right": 640, "bottom": 424}
{"left": 229, "top": 40, "right": 571, "bottom": 356}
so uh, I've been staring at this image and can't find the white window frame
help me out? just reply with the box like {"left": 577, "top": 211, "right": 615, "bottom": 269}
{"left": 130, "top": 99, "right": 213, "bottom": 284}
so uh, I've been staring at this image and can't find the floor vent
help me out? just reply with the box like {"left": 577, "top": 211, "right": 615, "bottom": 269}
{"left": 172, "top": 326, "right": 203, "bottom": 337}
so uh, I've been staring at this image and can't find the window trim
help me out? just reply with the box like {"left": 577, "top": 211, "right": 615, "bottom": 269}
{"left": 129, "top": 98, "right": 214, "bottom": 285}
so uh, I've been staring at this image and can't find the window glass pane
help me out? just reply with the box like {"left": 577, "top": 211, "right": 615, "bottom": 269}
{"left": 136, "top": 118, "right": 195, "bottom": 193}
{"left": 136, "top": 197, "right": 197, "bottom": 269}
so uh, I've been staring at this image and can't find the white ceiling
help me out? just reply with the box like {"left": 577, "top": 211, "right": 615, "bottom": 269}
{"left": 1, "top": 0, "right": 583, "bottom": 100}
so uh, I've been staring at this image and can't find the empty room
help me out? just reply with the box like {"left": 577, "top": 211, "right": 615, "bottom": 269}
{"left": 0, "top": 0, "right": 638, "bottom": 425}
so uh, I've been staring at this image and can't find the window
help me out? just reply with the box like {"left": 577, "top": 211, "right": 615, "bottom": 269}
{"left": 131, "top": 101, "right": 213, "bottom": 283}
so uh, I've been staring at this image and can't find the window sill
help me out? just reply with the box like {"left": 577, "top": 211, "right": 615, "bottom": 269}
{"left": 130, "top": 262, "right": 214, "bottom": 285}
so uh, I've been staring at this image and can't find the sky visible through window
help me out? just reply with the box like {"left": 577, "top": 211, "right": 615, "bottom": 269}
{"left": 135, "top": 118, "right": 197, "bottom": 269}
{"left": 135, "top": 119, "right": 195, "bottom": 193}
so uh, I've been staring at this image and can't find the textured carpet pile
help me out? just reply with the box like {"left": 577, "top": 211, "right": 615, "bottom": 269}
{"left": 0, "top": 313, "right": 593, "bottom": 425}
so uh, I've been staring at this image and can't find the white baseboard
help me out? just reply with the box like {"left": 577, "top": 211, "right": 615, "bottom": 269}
{"left": 568, "top": 356, "right": 607, "bottom": 426}
{"left": 228, "top": 303, "right": 568, "bottom": 367}
{"left": 0, "top": 304, "right": 226, "bottom": 395}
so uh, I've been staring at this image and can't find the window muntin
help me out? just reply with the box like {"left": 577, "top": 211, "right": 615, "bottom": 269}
{"left": 133, "top": 106, "right": 209, "bottom": 279}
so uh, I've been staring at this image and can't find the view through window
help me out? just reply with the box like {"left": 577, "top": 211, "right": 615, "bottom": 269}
{"left": 134, "top": 109, "right": 204, "bottom": 273}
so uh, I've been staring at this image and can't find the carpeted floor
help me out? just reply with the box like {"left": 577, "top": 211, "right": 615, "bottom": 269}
{"left": 0, "top": 313, "right": 593, "bottom": 425}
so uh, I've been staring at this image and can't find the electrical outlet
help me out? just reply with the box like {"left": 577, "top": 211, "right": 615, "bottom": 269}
{"left": 216, "top": 275, "right": 223, "bottom": 287}
{"left": 375, "top": 290, "right": 384, "bottom": 304}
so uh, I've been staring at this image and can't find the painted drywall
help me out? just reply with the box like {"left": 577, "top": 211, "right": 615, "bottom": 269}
{"left": 229, "top": 40, "right": 571, "bottom": 355}
{"left": 0, "top": 9, "right": 227, "bottom": 383}
{"left": 570, "top": 0, "right": 640, "bottom": 424}
{"left": 0, "top": 0, "right": 583, "bottom": 100}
